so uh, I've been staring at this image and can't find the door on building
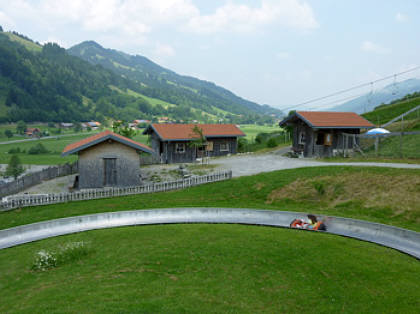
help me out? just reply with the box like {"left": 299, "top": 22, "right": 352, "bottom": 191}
{"left": 104, "top": 158, "right": 117, "bottom": 186}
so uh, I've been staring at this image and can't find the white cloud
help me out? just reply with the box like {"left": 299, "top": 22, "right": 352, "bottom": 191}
{"left": 0, "top": 11, "right": 16, "bottom": 29}
{"left": 395, "top": 12, "right": 408, "bottom": 23}
{"left": 154, "top": 43, "right": 176, "bottom": 57}
{"left": 41, "top": 36, "right": 69, "bottom": 48}
{"left": 361, "top": 40, "right": 389, "bottom": 54}
{"left": 187, "top": 0, "right": 318, "bottom": 34}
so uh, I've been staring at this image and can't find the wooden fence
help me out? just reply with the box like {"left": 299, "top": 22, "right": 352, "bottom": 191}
{"left": 0, "top": 162, "right": 78, "bottom": 198}
{"left": 0, "top": 170, "right": 233, "bottom": 212}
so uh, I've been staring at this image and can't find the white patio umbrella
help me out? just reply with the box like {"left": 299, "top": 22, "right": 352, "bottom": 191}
{"left": 366, "top": 128, "right": 390, "bottom": 135}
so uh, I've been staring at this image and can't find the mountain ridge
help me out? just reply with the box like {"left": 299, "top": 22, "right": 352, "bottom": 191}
{"left": 68, "top": 40, "right": 282, "bottom": 118}
{"left": 0, "top": 29, "right": 281, "bottom": 124}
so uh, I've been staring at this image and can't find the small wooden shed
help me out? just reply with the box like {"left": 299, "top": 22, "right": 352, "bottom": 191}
{"left": 143, "top": 124, "right": 245, "bottom": 164}
{"left": 62, "top": 130, "right": 153, "bottom": 189}
{"left": 279, "top": 111, "right": 374, "bottom": 157}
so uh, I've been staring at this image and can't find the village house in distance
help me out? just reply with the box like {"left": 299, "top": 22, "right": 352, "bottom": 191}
{"left": 143, "top": 123, "right": 245, "bottom": 163}
{"left": 62, "top": 130, "right": 154, "bottom": 189}
{"left": 279, "top": 111, "right": 374, "bottom": 157}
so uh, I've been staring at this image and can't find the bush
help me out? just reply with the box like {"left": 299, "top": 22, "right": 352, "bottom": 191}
{"left": 8, "top": 147, "right": 22, "bottom": 154}
{"left": 267, "top": 138, "right": 278, "bottom": 148}
{"left": 238, "top": 138, "right": 248, "bottom": 152}
{"left": 4, "top": 129, "right": 13, "bottom": 138}
{"left": 28, "top": 143, "right": 49, "bottom": 154}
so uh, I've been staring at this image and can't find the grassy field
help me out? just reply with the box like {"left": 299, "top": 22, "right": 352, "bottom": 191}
{"left": 1, "top": 166, "right": 419, "bottom": 231}
{"left": 239, "top": 124, "right": 282, "bottom": 141}
{"left": 0, "top": 134, "right": 95, "bottom": 165}
{"left": 0, "top": 166, "right": 419, "bottom": 312}
{"left": 0, "top": 224, "right": 418, "bottom": 313}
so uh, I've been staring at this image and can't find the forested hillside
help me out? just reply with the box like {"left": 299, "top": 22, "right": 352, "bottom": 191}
{"left": 68, "top": 41, "right": 282, "bottom": 118}
{"left": 0, "top": 29, "right": 281, "bottom": 124}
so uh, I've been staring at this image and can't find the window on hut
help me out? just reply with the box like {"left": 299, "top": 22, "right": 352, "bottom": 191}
{"left": 175, "top": 143, "right": 185, "bottom": 153}
{"left": 220, "top": 143, "right": 229, "bottom": 152}
{"left": 316, "top": 132, "right": 324, "bottom": 145}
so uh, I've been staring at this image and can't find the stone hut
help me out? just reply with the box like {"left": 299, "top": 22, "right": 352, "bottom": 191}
{"left": 279, "top": 111, "right": 374, "bottom": 157}
{"left": 143, "top": 124, "right": 245, "bottom": 163}
{"left": 62, "top": 130, "right": 153, "bottom": 189}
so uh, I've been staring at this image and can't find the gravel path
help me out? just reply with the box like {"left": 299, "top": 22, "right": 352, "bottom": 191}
{"left": 211, "top": 151, "right": 420, "bottom": 177}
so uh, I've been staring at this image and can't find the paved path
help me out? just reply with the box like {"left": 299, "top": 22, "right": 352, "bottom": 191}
{"left": 211, "top": 149, "right": 420, "bottom": 177}
{"left": 1, "top": 208, "right": 419, "bottom": 259}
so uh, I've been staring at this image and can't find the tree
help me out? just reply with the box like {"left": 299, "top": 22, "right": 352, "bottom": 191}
{"left": 112, "top": 120, "right": 136, "bottom": 139}
{"left": 4, "top": 129, "right": 13, "bottom": 139}
{"left": 16, "top": 120, "right": 26, "bottom": 134}
{"left": 73, "top": 123, "right": 82, "bottom": 133}
{"left": 0, "top": 25, "right": 3, "bottom": 32}
{"left": 189, "top": 125, "right": 206, "bottom": 161}
{"left": 6, "top": 155, "right": 24, "bottom": 179}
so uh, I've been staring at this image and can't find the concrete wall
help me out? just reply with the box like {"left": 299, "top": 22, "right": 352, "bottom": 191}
{"left": 78, "top": 141, "right": 141, "bottom": 188}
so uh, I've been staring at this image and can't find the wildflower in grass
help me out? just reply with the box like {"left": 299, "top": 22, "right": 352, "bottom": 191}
{"left": 31, "top": 250, "right": 57, "bottom": 271}
{"left": 31, "top": 241, "right": 92, "bottom": 271}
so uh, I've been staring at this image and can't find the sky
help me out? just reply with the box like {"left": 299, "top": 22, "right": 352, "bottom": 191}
{"left": 0, "top": 0, "right": 419, "bottom": 112}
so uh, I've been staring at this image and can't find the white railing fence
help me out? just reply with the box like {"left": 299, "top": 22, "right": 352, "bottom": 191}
{"left": 0, "top": 170, "right": 233, "bottom": 212}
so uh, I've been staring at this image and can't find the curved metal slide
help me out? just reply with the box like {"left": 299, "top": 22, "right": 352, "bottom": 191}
{"left": 1, "top": 208, "right": 419, "bottom": 259}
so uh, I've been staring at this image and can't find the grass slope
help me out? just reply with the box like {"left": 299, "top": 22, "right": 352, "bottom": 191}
{"left": 4, "top": 32, "right": 42, "bottom": 52}
{"left": 1, "top": 166, "right": 419, "bottom": 231}
{"left": 362, "top": 96, "right": 420, "bottom": 126}
{"left": 0, "top": 224, "right": 419, "bottom": 313}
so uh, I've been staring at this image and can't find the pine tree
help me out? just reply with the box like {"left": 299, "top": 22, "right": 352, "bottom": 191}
{"left": 6, "top": 155, "right": 24, "bottom": 179}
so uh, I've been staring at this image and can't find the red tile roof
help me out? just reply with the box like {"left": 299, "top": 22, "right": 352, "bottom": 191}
{"left": 292, "top": 111, "right": 374, "bottom": 128}
{"left": 62, "top": 130, "right": 153, "bottom": 156}
{"left": 146, "top": 124, "right": 245, "bottom": 141}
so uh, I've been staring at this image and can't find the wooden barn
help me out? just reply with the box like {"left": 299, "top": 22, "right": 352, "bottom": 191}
{"left": 143, "top": 124, "right": 245, "bottom": 163}
{"left": 62, "top": 130, "right": 154, "bottom": 189}
{"left": 279, "top": 111, "right": 374, "bottom": 157}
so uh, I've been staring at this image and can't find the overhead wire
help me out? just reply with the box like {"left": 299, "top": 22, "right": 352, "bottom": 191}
{"left": 280, "top": 65, "right": 420, "bottom": 111}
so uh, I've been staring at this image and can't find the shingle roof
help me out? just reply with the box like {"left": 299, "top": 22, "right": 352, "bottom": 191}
{"left": 62, "top": 130, "right": 154, "bottom": 156}
{"left": 279, "top": 111, "right": 374, "bottom": 129}
{"left": 144, "top": 124, "right": 245, "bottom": 141}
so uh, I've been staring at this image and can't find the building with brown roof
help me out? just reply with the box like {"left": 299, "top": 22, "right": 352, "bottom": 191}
{"left": 62, "top": 130, "right": 153, "bottom": 189}
{"left": 25, "top": 128, "right": 41, "bottom": 138}
{"left": 143, "top": 124, "right": 245, "bottom": 163}
{"left": 279, "top": 111, "right": 374, "bottom": 157}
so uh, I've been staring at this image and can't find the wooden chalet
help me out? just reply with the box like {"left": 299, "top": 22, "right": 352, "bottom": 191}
{"left": 62, "top": 130, "right": 153, "bottom": 189}
{"left": 143, "top": 124, "right": 245, "bottom": 163}
{"left": 279, "top": 111, "right": 374, "bottom": 157}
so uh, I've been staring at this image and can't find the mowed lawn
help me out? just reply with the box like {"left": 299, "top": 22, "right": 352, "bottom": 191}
{"left": 0, "top": 166, "right": 419, "bottom": 312}
{"left": 0, "top": 224, "right": 419, "bottom": 313}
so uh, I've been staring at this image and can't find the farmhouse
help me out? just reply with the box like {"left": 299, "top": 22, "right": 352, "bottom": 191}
{"left": 62, "top": 130, "right": 154, "bottom": 189}
{"left": 143, "top": 123, "right": 245, "bottom": 163}
{"left": 279, "top": 111, "right": 374, "bottom": 157}
{"left": 25, "top": 127, "right": 41, "bottom": 138}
